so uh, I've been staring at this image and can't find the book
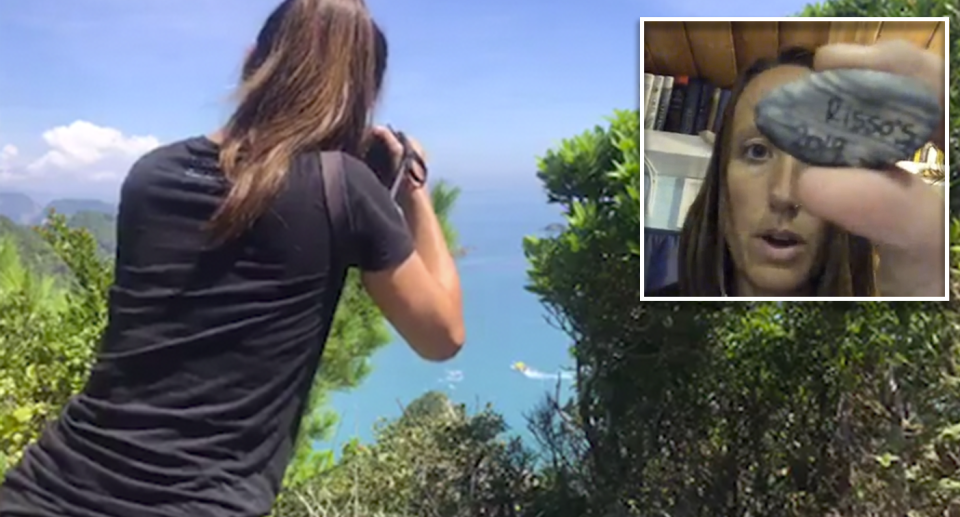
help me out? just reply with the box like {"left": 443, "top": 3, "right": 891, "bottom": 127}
{"left": 643, "top": 73, "right": 655, "bottom": 114}
{"left": 704, "top": 87, "right": 723, "bottom": 134}
{"left": 663, "top": 76, "right": 688, "bottom": 133}
{"left": 653, "top": 76, "right": 674, "bottom": 131}
{"left": 644, "top": 75, "right": 665, "bottom": 130}
{"left": 711, "top": 89, "right": 732, "bottom": 134}
{"left": 693, "top": 82, "right": 716, "bottom": 134}
{"left": 678, "top": 78, "right": 703, "bottom": 135}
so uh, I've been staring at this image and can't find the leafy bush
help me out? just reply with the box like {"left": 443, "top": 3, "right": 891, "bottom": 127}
{"left": 276, "top": 391, "right": 537, "bottom": 517}
{"left": 0, "top": 214, "right": 109, "bottom": 475}
{"left": 522, "top": 18, "right": 960, "bottom": 511}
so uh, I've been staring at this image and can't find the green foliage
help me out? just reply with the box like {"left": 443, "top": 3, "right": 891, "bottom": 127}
{"left": 522, "top": 41, "right": 960, "bottom": 514}
{"left": 67, "top": 211, "right": 118, "bottom": 257}
{"left": 522, "top": 109, "right": 648, "bottom": 515}
{"left": 431, "top": 180, "right": 464, "bottom": 257}
{"left": 950, "top": 9, "right": 960, "bottom": 214}
{"left": 520, "top": 111, "right": 645, "bottom": 514}
{"left": 275, "top": 391, "right": 538, "bottom": 517}
{"left": 0, "top": 237, "right": 66, "bottom": 314}
{"left": 522, "top": 387, "right": 592, "bottom": 517}
{"left": 798, "top": 0, "right": 953, "bottom": 17}
{"left": 647, "top": 303, "right": 960, "bottom": 516}
{"left": 0, "top": 213, "right": 110, "bottom": 475}
{"left": 0, "top": 215, "right": 68, "bottom": 279}
{"left": 523, "top": 108, "right": 643, "bottom": 347}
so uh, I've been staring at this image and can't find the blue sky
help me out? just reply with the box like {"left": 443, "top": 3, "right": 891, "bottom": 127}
{"left": 0, "top": 0, "right": 813, "bottom": 201}
{"left": 0, "top": 0, "right": 816, "bottom": 449}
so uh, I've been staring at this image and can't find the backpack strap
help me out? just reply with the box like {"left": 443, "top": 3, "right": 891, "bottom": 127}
{"left": 319, "top": 151, "right": 354, "bottom": 267}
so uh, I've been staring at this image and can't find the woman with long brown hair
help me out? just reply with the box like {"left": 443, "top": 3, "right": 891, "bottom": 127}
{"left": 648, "top": 40, "right": 945, "bottom": 298}
{"left": 0, "top": 1, "right": 463, "bottom": 516}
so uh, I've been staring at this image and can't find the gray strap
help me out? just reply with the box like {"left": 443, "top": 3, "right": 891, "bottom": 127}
{"left": 319, "top": 151, "right": 353, "bottom": 266}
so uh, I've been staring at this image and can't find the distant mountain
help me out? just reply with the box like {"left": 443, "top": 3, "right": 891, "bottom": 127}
{"left": 0, "top": 192, "right": 42, "bottom": 224}
{"left": 0, "top": 191, "right": 118, "bottom": 225}
{"left": 41, "top": 198, "right": 117, "bottom": 220}
{"left": 0, "top": 207, "right": 119, "bottom": 280}
{"left": 0, "top": 190, "right": 120, "bottom": 275}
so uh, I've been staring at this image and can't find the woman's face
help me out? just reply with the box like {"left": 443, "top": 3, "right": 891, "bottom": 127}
{"left": 723, "top": 65, "right": 829, "bottom": 296}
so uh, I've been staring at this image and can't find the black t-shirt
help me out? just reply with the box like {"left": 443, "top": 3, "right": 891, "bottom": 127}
{"left": 0, "top": 136, "right": 414, "bottom": 517}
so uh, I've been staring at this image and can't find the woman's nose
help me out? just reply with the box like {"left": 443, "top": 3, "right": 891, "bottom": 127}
{"left": 768, "top": 155, "right": 802, "bottom": 214}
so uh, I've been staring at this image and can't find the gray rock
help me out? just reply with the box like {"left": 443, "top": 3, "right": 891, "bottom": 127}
{"left": 754, "top": 69, "right": 941, "bottom": 169}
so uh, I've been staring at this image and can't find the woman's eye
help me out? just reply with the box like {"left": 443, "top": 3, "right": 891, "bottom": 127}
{"left": 744, "top": 142, "right": 771, "bottom": 161}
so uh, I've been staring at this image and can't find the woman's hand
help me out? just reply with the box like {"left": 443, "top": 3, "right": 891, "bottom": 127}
{"left": 796, "top": 40, "right": 947, "bottom": 297}
{"left": 369, "top": 125, "right": 429, "bottom": 200}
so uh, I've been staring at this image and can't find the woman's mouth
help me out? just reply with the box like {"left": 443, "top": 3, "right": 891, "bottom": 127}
{"left": 755, "top": 230, "right": 805, "bottom": 262}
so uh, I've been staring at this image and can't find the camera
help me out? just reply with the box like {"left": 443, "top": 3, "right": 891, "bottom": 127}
{"left": 362, "top": 126, "right": 426, "bottom": 200}
{"left": 362, "top": 127, "right": 405, "bottom": 191}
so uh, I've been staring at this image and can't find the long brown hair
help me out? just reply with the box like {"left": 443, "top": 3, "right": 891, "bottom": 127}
{"left": 209, "top": 0, "right": 387, "bottom": 241}
{"left": 678, "top": 47, "right": 877, "bottom": 297}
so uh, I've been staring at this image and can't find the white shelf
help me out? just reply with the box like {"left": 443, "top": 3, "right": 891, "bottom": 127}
{"left": 643, "top": 129, "right": 714, "bottom": 231}
{"left": 643, "top": 129, "right": 713, "bottom": 180}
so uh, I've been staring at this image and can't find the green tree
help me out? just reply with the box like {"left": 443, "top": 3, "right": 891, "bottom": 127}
{"left": 522, "top": 109, "right": 643, "bottom": 514}
{"left": 276, "top": 391, "right": 537, "bottom": 517}
{"left": 0, "top": 237, "right": 66, "bottom": 313}
{"left": 522, "top": 4, "right": 960, "bottom": 513}
{"left": 67, "top": 210, "right": 118, "bottom": 258}
{"left": 522, "top": 384, "right": 592, "bottom": 517}
{"left": 0, "top": 215, "right": 68, "bottom": 279}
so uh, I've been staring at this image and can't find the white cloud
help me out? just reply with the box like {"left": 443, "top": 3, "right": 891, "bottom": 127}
{"left": 438, "top": 369, "right": 464, "bottom": 390}
{"left": 0, "top": 121, "right": 161, "bottom": 189}
{"left": 25, "top": 120, "right": 160, "bottom": 182}
{"left": 0, "top": 145, "right": 18, "bottom": 182}
{"left": 1, "top": 145, "right": 18, "bottom": 161}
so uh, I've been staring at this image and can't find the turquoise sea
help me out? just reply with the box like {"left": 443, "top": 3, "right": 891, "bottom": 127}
{"left": 328, "top": 176, "right": 575, "bottom": 450}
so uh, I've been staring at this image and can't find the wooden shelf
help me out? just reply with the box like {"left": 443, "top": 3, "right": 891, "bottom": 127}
{"left": 644, "top": 21, "right": 945, "bottom": 91}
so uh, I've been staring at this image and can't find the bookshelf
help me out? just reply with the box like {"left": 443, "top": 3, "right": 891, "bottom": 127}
{"left": 642, "top": 68, "right": 719, "bottom": 230}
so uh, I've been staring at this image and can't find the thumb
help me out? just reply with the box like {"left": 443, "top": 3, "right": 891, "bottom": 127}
{"left": 797, "top": 166, "right": 943, "bottom": 253}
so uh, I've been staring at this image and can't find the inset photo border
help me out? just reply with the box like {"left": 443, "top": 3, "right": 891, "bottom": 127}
{"left": 638, "top": 17, "right": 950, "bottom": 302}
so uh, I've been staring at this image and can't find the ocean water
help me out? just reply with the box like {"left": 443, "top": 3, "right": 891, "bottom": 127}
{"left": 326, "top": 177, "right": 575, "bottom": 451}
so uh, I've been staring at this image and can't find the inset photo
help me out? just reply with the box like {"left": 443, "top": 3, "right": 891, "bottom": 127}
{"left": 640, "top": 18, "right": 949, "bottom": 300}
